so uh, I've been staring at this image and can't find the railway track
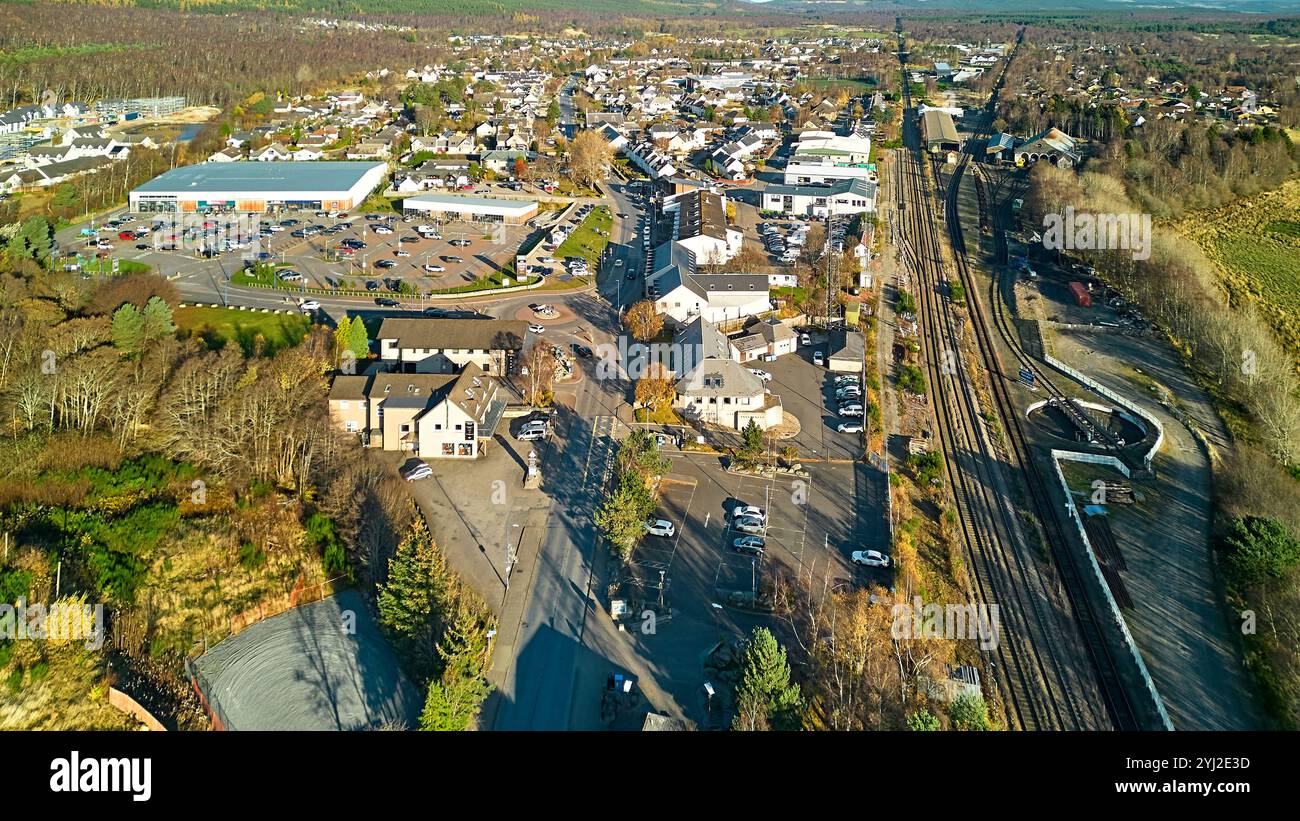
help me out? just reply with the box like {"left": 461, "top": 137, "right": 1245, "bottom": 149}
{"left": 891, "top": 21, "right": 1157, "bottom": 730}
{"left": 900, "top": 18, "right": 1146, "bottom": 729}
{"left": 957, "top": 160, "right": 1145, "bottom": 730}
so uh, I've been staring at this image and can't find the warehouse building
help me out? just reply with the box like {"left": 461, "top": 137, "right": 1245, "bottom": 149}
{"left": 922, "top": 109, "right": 961, "bottom": 154}
{"left": 128, "top": 161, "right": 388, "bottom": 214}
{"left": 402, "top": 192, "right": 538, "bottom": 224}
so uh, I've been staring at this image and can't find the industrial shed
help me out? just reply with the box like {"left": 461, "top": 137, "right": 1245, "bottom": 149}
{"left": 922, "top": 109, "right": 961, "bottom": 154}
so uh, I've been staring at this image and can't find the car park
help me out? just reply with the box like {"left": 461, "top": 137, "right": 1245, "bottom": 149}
{"left": 851, "top": 549, "right": 890, "bottom": 568}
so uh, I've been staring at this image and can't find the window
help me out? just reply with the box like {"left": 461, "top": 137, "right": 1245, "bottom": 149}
{"left": 339, "top": 400, "right": 349, "bottom": 410}
{"left": 345, "top": 420, "right": 358, "bottom": 432}
{"left": 454, "top": 424, "right": 462, "bottom": 430}
{"left": 442, "top": 443, "right": 455, "bottom": 455}
{"left": 434, "top": 423, "right": 442, "bottom": 430}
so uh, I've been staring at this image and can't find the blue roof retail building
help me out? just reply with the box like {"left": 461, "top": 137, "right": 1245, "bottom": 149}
{"left": 128, "top": 161, "right": 388, "bottom": 214}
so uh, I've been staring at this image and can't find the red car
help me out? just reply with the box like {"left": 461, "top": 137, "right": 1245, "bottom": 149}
{"left": 118, "top": 231, "right": 135, "bottom": 240}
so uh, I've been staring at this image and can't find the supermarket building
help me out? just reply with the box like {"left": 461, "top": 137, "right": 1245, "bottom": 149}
{"left": 402, "top": 192, "right": 538, "bottom": 224}
{"left": 128, "top": 161, "right": 388, "bottom": 214}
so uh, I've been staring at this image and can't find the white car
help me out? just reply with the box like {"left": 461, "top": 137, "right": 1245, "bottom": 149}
{"left": 747, "top": 369, "right": 772, "bottom": 383}
{"left": 614, "top": 259, "right": 624, "bottom": 268}
{"left": 267, "top": 224, "right": 285, "bottom": 233}
{"left": 416, "top": 225, "right": 438, "bottom": 233}
{"left": 423, "top": 264, "right": 446, "bottom": 272}
{"left": 733, "top": 516, "right": 765, "bottom": 535}
{"left": 516, "top": 427, "right": 547, "bottom": 442}
{"left": 733, "top": 505, "right": 767, "bottom": 523}
{"left": 837, "top": 422, "right": 864, "bottom": 434}
{"left": 373, "top": 226, "right": 393, "bottom": 235}
{"left": 800, "top": 333, "right": 812, "bottom": 346}
{"left": 299, "top": 300, "right": 321, "bottom": 312}
{"left": 813, "top": 351, "right": 825, "bottom": 367}
{"left": 851, "top": 549, "right": 890, "bottom": 568}
{"left": 394, "top": 249, "right": 410, "bottom": 257}
{"left": 401, "top": 461, "right": 433, "bottom": 482}
{"left": 645, "top": 519, "right": 675, "bottom": 538}
{"left": 839, "top": 403, "right": 863, "bottom": 417}
{"left": 527, "top": 323, "right": 546, "bottom": 334}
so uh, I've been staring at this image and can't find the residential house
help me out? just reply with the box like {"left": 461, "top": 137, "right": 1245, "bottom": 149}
{"left": 377, "top": 317, "right": 527, "bottom": 375}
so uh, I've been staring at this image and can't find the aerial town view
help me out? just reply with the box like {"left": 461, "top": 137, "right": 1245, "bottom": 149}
{"left": 0, "top": 0, "right": 1296, "bottom": 801}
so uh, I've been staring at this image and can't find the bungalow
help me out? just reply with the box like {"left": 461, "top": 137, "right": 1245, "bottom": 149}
{"left": 253, "top": 143, "right": 293, "bottom": 162}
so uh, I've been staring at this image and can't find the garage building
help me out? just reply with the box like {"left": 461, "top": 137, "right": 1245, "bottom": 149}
{"left": 402, "top": 192, "right": 538, "bottom": 224}
{"left": 128, "top": 161, "right": 388, "bottom": 214}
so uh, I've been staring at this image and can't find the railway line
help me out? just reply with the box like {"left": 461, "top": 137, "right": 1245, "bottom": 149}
{"left": 957, "top": 159, "right": 1145, "bottom": 730}
{"left": 892, "top": 21, "right": 1137, "bottom": 730}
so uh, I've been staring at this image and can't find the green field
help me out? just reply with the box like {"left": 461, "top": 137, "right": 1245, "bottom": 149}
{"left": 1181, "top": 178, "right": 1300, "bottom": 360}
{"left": 555, "top": 206, "right": 612, "bottom": 268}
{"left": 175, "top": 305, "right": 311, "bottom": 356}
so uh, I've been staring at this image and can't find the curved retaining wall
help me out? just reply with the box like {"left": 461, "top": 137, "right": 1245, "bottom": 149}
{"left": 1043, "top": 354, "right": 1165, "bottom": 468}
{"left": 1049, "top": 449, "right": 1173, "bottom": 730}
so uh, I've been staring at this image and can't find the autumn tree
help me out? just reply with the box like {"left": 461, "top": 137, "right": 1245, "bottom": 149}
{"left": 623, "top": 299, "right": 663, "bottom": 342}
{"left": 634, "top": 362, "right": 675, "bottom": 416}
{"left": 568, "top": 129, "right": 614, "bottom": 189}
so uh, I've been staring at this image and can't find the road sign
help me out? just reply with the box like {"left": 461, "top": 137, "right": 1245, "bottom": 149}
{"left": 1019, "top": 367, "right": 1035, "bottom": 387}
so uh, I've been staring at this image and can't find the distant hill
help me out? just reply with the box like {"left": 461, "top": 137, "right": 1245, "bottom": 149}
{"left": 752, "top": 0, "right": 1300, "bottom": 14}
{"left": 6, "top": 0, "right": 743, "bottom": 16}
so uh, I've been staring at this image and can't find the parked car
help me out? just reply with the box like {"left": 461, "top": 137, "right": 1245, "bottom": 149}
{"left": 800, "top": 333, "right": 812, "bottom": 346}
{"left": 375, "top": 259, "right": 397, "bottom": 269}
{"left": 733, "top": 505, "right": 767, "bottom": 523}
{"left": 516, "top": 427, "right": 547, "bottom": 442}
{"left": 813, "top": 350, "right": 825, "bottom": 367}
{"left": 733, "top": 536, "right": 766, "bottom": 556}
{"left": 401, "top": 461, "right": 433, "bottom": 482}
{"left": 851, "top": 550, "right": 890, "bottom": 568}
{"left": 839, "top": 403, "right": 864, "bottom": 417}
{"left": 837, "top": 421, "right": 864, "bottom": 434}
{"left": 747, "top": 369, "right": 772, "bottom": 383}
{"left": 644, "top": 519, "right": 675, "bottom": 538}
{"left": 733, "top": 516, "right": 765, "bottom": 535}
{"left": 423, "top": 264, "right": 446, "bottom": 273}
